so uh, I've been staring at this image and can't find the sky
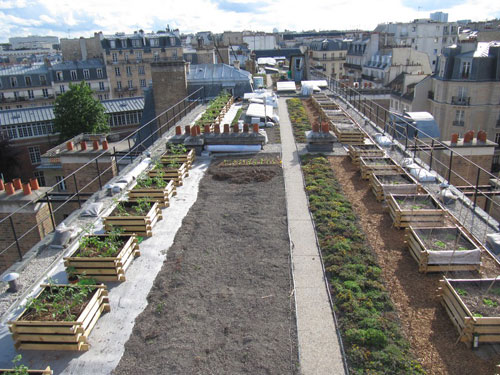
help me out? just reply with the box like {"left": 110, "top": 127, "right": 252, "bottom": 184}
{"left": 0, "top": 0, "right": 499, "bottom": 42}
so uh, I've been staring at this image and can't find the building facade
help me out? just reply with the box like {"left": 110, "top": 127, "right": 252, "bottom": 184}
{"left": 309, "top": 39, "right": 348, "bottom": 80}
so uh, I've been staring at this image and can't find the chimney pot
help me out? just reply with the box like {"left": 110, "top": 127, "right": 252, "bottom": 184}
{"left": 233, "top": 123, "right": 239, "bottom": 133}
{"left": 477, "top": 130, "right": 487, "bottom": 143}
{"left": 196, "top": 125, "right": 201, "bottom": 135}
{"left": 321, "top": 123, "right": 329, "bottom": 133}
{"left": 12, "top": 178, "right": 22, "bottom": 190}
{"left": 102, "top": 140, "right": 109, "bottom": 150}
{"left": 5, "top": 182, "right": 15, "bottom": 195}
{"left": 190, "top": 126, "right": 197, "bottom": 137}
{"left": 243, "top": 124, "right": 249, "bottom": 133}
{"left": 223, "top": 124, "right": 230, "bottom": 133}
{"left": 204, "top": 125, "right": 211, "bottom": 134}
{"left": 93, "top": 140, "right": 99, "bottom": 150}
{"left": 66, "top": 141, "right": 74, "bottom": 151}
{"left": 80, "top": 141, "right": 87, "bottom": 151}
{"left": 451, "top": 133, "right": 459, "bottom": 144}
{"left": 185, "top": 125, "right": 191, "bottom": 135}
{"left": 29, "top": 178, "right": 39, "bottom": 190}
{"left": 0, "top": 179, "right": 4, "bottom": 191}
{"left": 175, "top": 126, "right": 182, "bottom": 135}
{"left": 312, "top": 122, "right": 320, "bottom": 133}
{"left": 464, "top": 130, "right": 474, "bottom": 144}
{"left": 253, "top": 123, "right": 259, "bottom": 133}
{"left": 23, "top": 183, "right": 31, "bottom": 196}
{"left": 214, "top": 124, "right": 220, "bottom": 134}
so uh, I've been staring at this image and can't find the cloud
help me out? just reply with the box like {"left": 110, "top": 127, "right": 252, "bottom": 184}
{"left": 0, "top": 0, "right": 498, "bottom": 43}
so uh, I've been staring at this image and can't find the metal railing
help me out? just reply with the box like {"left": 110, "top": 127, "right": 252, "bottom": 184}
{"left": 311, "top": 69, "right": 500, "bottom": 246}
{"left": 0, "top": 87, "right": 206, "bottom": 271}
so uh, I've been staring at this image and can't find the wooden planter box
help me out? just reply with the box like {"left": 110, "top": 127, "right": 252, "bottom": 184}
{"left": 0, "top": 367, "right": 52, "bottom": 374}
{"left": 439, "top": 278, "right": 500, "bottom": 347}
{"left": 9, "top": 285, "right": 109, "bottom": 351}
{"left": 64, "top": 235, "right": 140, "bottom": 282}
{"left": 370, "top": 172, "right": 419, "bottom": 201}
{"left": 348, "top": 144, "right": 384, "bottom": 164}
{"left": 332, "top": 121, "right": 366, "bottom": 145}
{"left": 406, "top": 226, "right": 481, "bottom": 273}
{"left": 128, "top": 180, "right": 175, "bottom": 208}
{"left": 161, "top": 148, "right": 195, "bottom": 168}
{"left": 387, "top": 194, "right": 445, "bottom": 228}
{"left": 148, "top": 163, "right": 188, "bottom": 187}
{"left": 359, "top": 157, "right": 402, "bottom": 179}
{"left": 103, "top": 201, "right": 162, "bottom": 237}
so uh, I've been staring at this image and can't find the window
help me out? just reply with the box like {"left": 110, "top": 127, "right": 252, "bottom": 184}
{"left": 322, "top": 53, "right": 327, "bottom": 59}
{"left": 104, "top": 94, "right": 109, "bottom": 99}
{"left": 153, "top": 51, "right": 159, "bottom": 62}
{"left": 40, "top": 75, "right": 47, "bottom": 85}
{"left": 138, "top": 65, "right": 145, "bottom": 75}
{"left": 70, "top": 70, "right": 77, "bottom": 80}
{"left": 117, "top": 81, "right": 122, "bottom": 90}
{"left": 28, "top": 146, "right": 41, "bottom": 164}
{"left": 87, "top": 82, "right": 91, "bottom": 88}
{"left": 98, "top": 94, "right": 103, "bottom": 100}
{"left": 34, "top": 171, "right": 45, "bottom": 187}
{"left": 112, "top": 52, "right": 118, "bottom": 62}
{"left": 170, "top": 37, "right": 176, "bottom": 46}
{"left": 109, "top": 40, "right": 116, "bottom": 48}
{"left": 27, "top": 89, "right": 34, "bottom": 99}
{"left": 132, "top": 39, "right": 141, "bottom": 47}
{"left": 457, "top": 87, "right": 467, "bottom": 99}
{"left": 150, "top": 38, "right": 159, "bottom": 47}
{"left": 10, "top": 77, "right": 17, "bottom": 87}
{"left": 140, "top": 79, "right": 146, "bottom": 87}
{"left": 461, "top": 61, "right": 471, "bottom": 79}
{"left": 42, "top": 88, "right": 49, "bottom": 97}
{"left": 99, "top": 81, "right": 105, "bottom": 91}
{"left": 128, "top": 80, "right": 133, "bottom": 89}
{"left": 60, "top": 85, "right": 65, "bottom": 94}
{"left": 97, "top": 68, "right": 103, "bottom": 78}
{"left": 124, "top": 53, "right": 129, "bottom": 62}
{"left": 454, "top": 110, "right": 465, "bottom": 126}
{"left": 135, "top": 51, "right": 142, "bottom": 60}
{"left": 25, "top": 76, "right": 32, "bottom": 86}
{"left": 115, "top": 67, "right": 121, "bottom": 76}
{"left": 55, "top": 176, "right": 67, "bottom": 191}
{"left": 56, "top": 71, "right": 63, "bottom": 81}
{"left": 83, "top": 69, "right": 90, "bottom": 79}
{"left": 126, "top": 66, "right": 132, "bottom": 76}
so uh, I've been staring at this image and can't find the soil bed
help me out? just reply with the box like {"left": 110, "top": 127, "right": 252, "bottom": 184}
{"left": 416, "top": 228, "right": 476, "bottom": 251}
{"left": 452, "top": 280, "right": 500, "bottom": 317}
{"left": 378, "top": 174, "right": 414, "bottom": 185}
{"left": 114, "top": 154, "right": 299, "bottom": 374}
{"left": 328, "top": 155, "right": 499, "bottom": 375}
{"left": 396, "top": 195, "right": 438, "bottom": 210}
{"left": 109, "top": 201, "right": 151, "bottom": 216}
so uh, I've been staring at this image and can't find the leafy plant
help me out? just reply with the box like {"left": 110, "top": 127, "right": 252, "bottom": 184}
{"left": 456, "top": 288, "right": 468, "bottom": 297}
{"left": 433, "top": 240, "right": 446, "bottom": 249}
{"left": 286, "top": 98, "right": 311, "bottom": 143}
{"left": 11, "top": 354, "right": 29, "bottom": 375}
{"left": 473, "top": 313, "right": 483, "bottom": 318}
{"left": 166, "top": 143, "right": 187, "bottom": 155}
{"left": 483, "top": 298, "right": 498, "bottom": 308}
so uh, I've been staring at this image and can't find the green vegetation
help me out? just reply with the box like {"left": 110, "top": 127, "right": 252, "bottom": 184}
{"left": 286, "top": 98, "right": 311, "bottom": 143}
{"left": 77, "top": 227, "right": 125, "bottom": 258}
{"left": 165, "top": 143, "right": 187, "bottom": 154}
{"left": 195, "top": 91, "right": 231, "bottom": 128}
{"left": 54, "top": 81, "right": 109, "bottom": 141}
{"left": 301, "top": 155, "right": 425, "bottom": 375}
{"left": 456, "top": 288, "right": 468, "bottom": 297}
{"left": 483, "top": 298, "right": 498, "bottom": 308}
{"left": 10, "top": 354, "right": 29, "bottom": 375}
{"left": 135, "top": 172, "right": 168, "bottom": 189}
{"left": 231, "top": 107, "right": 243, "bottom": 126}
{"left": 114, "top": 199, "right": 152, "bottom": 217}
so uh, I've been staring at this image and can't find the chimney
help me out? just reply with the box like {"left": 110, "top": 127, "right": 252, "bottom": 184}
{"left": 190, "top": 126, "right": 197, "bottom": 137}
{"left": 23, "top": 183, "right": 31, "bottom": 196}
{"left": 451, "top": 133, "right": 458, "bottom": 144}
{"left": 102, "top": 140, "right": 109, "bottom": 150}
{"left": 12, "top": 178, "right": 22, "bottom": 190}
{"left": 477, "top": 130, "right": 487, "bottom": 143}
{"left": 5, "top": 182, "right": 15, "bottom": 195}
{"left": 185, "top": 125, "right": 191, "bottom": 135}
{"left": 66, "top": 141, "right": 74, "bottom": 151}
{"left": 204, "top": 125, "right": 211, "bottom": 134}
{"left": 29, "top": 178, "right": 39, "bottom": 190}
{"left": 93, "top": 140, "right": 99, "bottom": 150}
{"left": 175, "top": 126, "right": 182, "bottom": 135}
{"left": 233, "top": 60, "right": 240, "bottom": 70}
{"left": 80, "top": 141, "right": 87, "bottom": 151}
{"left": 463, "top": 130, "right": 474, "bottom": 144}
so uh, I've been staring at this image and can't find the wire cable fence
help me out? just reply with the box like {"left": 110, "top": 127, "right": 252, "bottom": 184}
{"left": 0, "top": 88, "right": 205, "bottom": 270}
{"left": 311, "top": 70, "right": 500, "bottom": 244}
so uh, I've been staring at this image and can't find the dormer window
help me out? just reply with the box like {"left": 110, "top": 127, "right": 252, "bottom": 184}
{"left": 461, "top": 61, "right": 471, "bottom": 79}
{"left": 110, "top": 40, "right": 116, "bottom": 48}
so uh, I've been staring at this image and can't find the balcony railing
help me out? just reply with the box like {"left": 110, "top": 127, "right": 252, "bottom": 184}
{"left": 344, "top": 62, "right": 362, "bottom": 70}
{"left": 451, "top": 96, "right": 470, "bottom": 106}
{"left": 453, "top": 120, "right": 465, "bottom": 126}
{"left": 361, "top": 74, "right": 382, "bottom": 83}
{"left": 114, "top": 87, "right": 138, "bottom": 93}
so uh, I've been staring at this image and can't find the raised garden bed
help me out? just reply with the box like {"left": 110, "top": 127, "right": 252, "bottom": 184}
{"left": 359, "top": 157, "right": 402, "bottom": 180}
{"left": 387, "top": 194, "right": 445, "bottom": 228}
{"left": 148, "top": 162, "right": 188, "bottom": 186}
{"left": 348, "top": 144, "right": 384, "bottom": 164}
{"left": 129, "top": 176, "right": 175, "bottom": 208}
{"left": 370, "top": 172, "right": 420, "bottom": 201}
{"left": 286, "top": 98, "right": 310, "bottom": 143}
{"left": 300, "top": 155, "right": 424, "bottom": 374}
{"left": 406, "top": 226, "right": 481, "bottom": 273}
{"left": 0, "top": 367, "right": 52, "bottom": 374}
{"left": 64, "top": 234, "right": 140, "bottom": 282}
{"left": 103, "top": 201, "right": 161, "bottom": 237}
{"left": 194, "top": 92, "right": 233, "bottom": 130}
{"left": 161, "top": 145, "right": 195, "bottom": 168}
{"left": 439, "top": 278, "right": 500, "bottom": 347}
{"left": 8, "top": 284, "right": 109, "bottom": 351}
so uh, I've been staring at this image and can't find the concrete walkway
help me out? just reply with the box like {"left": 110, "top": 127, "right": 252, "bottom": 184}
{"left": 279, "top": 97, "right": 346, "bottom": 375}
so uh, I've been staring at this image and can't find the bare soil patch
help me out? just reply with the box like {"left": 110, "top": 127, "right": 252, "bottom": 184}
{"left": 328, "top": 156, "right": 500, "bottom": 375}
{"left": 113, "top": 155, "right": 299, "bottom": 375}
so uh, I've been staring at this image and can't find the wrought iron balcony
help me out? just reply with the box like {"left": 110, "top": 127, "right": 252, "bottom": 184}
{"left": 451, "top": 96, "right": 470, "bottom": 106}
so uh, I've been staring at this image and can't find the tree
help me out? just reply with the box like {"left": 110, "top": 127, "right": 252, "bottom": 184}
{"left": 53, "top": 81, "right": 109, "bottom": 141}
{"left": 0, "top": 134, "right": 21, "bottom": 181}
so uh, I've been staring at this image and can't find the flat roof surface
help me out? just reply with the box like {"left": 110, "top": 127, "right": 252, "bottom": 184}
{"left": 277, "top": 81, "right": 296, "bottom": 91}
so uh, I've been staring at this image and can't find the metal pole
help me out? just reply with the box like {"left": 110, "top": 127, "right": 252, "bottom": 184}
{"left": 9, "top": 216, "right": 23, "bottom": 260}
{"left": 376, "top": 106, "right": 379, "bottom": 127}
{"left": 95, "top": 158, "right": 102, "bottom": 190}
{"left": 413, "top": 130, "right": 418, "bottom": 159}
{"left": 447, "top": 150, "right": 453, "bottom": 183}
{"left": 46, "top": 192, "right": 56, "bottom": 230}
{"left": 473, "top": 168, "right": 481, "bottom": 208}
{"left": 73, "top": 174, "right": 81, "bottom": 208}
{"left": 128, "top": 138, "right": 133, "bottom": 163}
{"left": 429, "top": 139, "right": 434, "bottom": 171}
{"left": 114, "top": 147, "right": 120, "bottom": 174}
{"left": 383, "top": 110, "right": 387, "bottom": 134}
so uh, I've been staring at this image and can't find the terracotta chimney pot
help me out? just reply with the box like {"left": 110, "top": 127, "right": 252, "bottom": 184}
{"left": 243, "top": 124, "right": 249, "bottom": 133}
{"left": 253, "top": 123, "right": 259, "bottom": 133}
{"left": 80, "top": 141, "right": 87, "bottom": 150}
{"left": 463, "top": 130, "right": 474, "bottom": 144}
{"left": 66, "top": 141, "right": 74, "bottom": 151}
{"left": 214, "top": 124, "right": 220, "bottom": 134}
{"left": 190, "top": 126, "right": 197, "bottom": 137}
{"left": 312, "top": 122, "right": 320, "bottom": 133}
{"left": 224, "top": 124, "right": 230, "bottom": 133}
{"left": 23, "top": 183, "right": 31, "bottom": 196}
{"left": 185, "top": 125, "right": 191, "bottom": 135}
{"left": 321, "top": 123, "right": 329, "bottom": 133}
{"left": 477, "top": 130, "right": 487, "bottom": 143}
{"left": 233, "top": 123, "right": 239, "bottom": 133}
{"left": 102, "top": 140, "right": 109, "bottom": 150}
{"left": 93, "top": 140, "right": 99, "bottom": 150}
{"left": 196, "top": 125, "right": 201, "bottom": 135}
{"left": 175, "top": 126, "right": 182, "bottom": 135}
{"left": 204, "top": 125, "right": 211, "bottom": 134}
{"left": 29, "top": 178, "right": 39, "bottom": 190}
{"left": 451, "top": 133, "right": 459, "bottom": 144}
{"left": 5, "top": 182, "right": 14, "bottom": 195}
{"left": 12, "top": 178, "right": 22, "bottom": 190}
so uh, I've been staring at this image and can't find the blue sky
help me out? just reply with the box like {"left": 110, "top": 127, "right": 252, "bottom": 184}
{"left": 0, "top": 0, "right": 498, "bottom": 43}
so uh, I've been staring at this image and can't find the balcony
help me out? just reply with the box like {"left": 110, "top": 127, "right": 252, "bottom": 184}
{"left": 452, "top": 120, "right": 465, "bottom": 126}
{"left": 114, "top": 87, "right": 138, "bottom": 94}
{"left": 361, "top": 74, "right": 382, "bottom": 83}
{"left": 344, "top": 62, "right": 362, "bottom": 70}
{"left": 451, "top": 96, "right": 470, "bottom": 106}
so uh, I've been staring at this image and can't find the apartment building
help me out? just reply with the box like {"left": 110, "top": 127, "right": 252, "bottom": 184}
{"left": 9, "top": 36, "right": 59, "bottom": 50}
{"left": 0, "top": 59, "right": 109, "bottom": 109}
{"left": 345, "top": 33, "right": 380, "bottom": 86}
{"left": 309, "top": 39, "right": 348, "bottom": 80}
{"left": 374, "top": 19, "right": 459, "bottom": 70}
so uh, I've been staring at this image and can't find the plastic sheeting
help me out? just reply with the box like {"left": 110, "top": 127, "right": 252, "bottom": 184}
{"left": 427, "top": 249, "right": 481, "bottom": 265}
{"left": 374, "top": 133, "right": 393, "bottom": 147}
{"left": 80, "top": 202, "right": 104, "bottom": 217}
{"left": 205, "top": 145, "right": 262, "bottom": 152}
{"left": 486, "top": 233, "right": 500, "bottom": 257}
